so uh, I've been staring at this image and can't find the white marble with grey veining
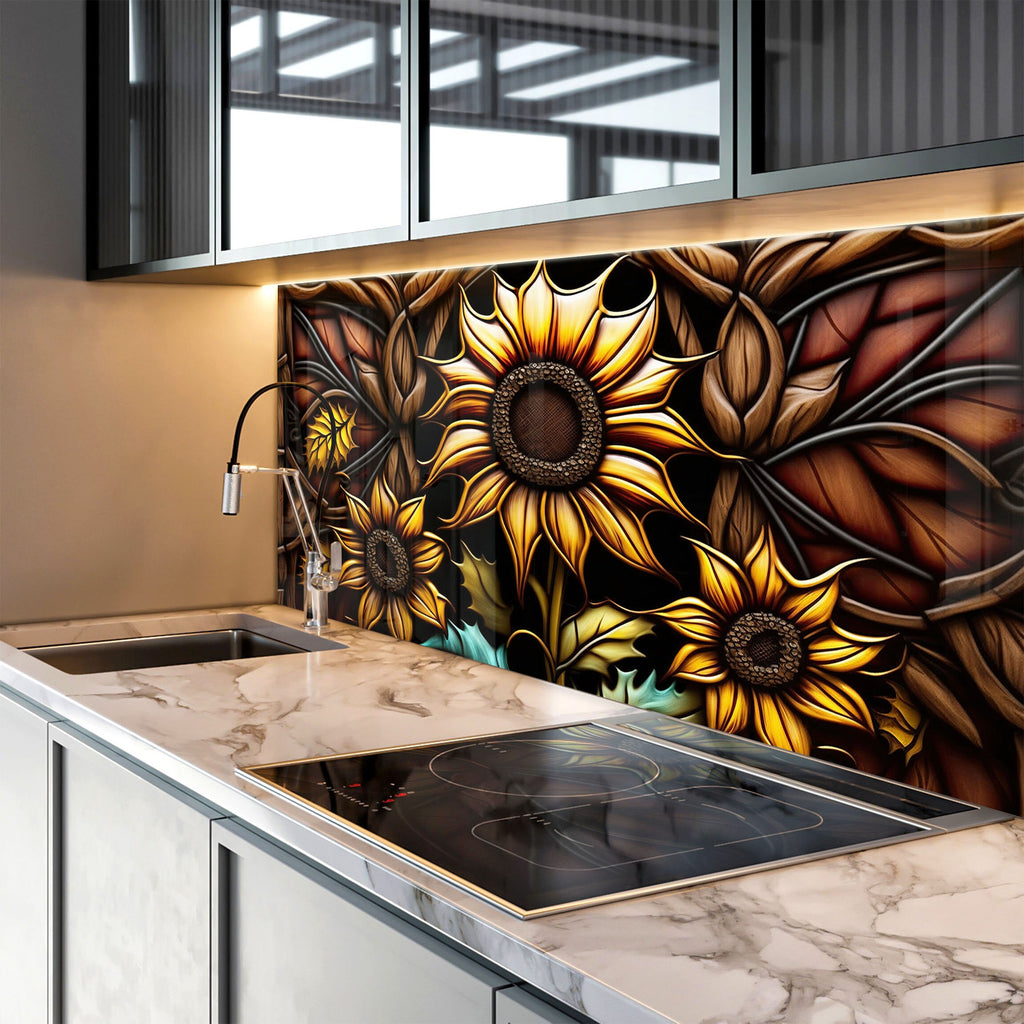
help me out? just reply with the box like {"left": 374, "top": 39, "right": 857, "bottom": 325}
{"left": 1, "top": 605, "right": 1022, "bottom": 1024}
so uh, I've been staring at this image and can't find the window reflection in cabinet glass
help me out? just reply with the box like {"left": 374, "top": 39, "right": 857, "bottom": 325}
{"left": 226, "top": 1, "right": 402, "bottom": 251}
{"left": 425, "top": 0, "right": 721, "bottom": 221}
{"left": 755, "top": 0, "right": 1024, "bottom": 173}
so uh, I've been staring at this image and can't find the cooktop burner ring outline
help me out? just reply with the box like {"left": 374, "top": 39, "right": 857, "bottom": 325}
{"left": 427, "top": 736, "right": 662, "bottom": 798}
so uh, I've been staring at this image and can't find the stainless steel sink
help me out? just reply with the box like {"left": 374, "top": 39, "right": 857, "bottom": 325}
{"left": 22, "top": 628, "right": 340, "bottom": 674}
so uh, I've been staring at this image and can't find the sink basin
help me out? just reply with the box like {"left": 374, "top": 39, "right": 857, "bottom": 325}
{"left": 22, "top": 627, "right": 340, "bottom": 675}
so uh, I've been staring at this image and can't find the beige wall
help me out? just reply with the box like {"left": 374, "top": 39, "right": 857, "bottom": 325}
{"left": 0, "top": 0, "right": 279, "bottom": 623}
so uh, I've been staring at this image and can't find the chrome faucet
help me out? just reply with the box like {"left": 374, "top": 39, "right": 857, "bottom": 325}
{"left": 222, "top": 383, "right": 343, "bottom": 631}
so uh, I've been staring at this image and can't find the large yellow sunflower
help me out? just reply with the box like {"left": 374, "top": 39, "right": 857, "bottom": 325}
{"left": 659, "top": 529, "right": 892, "bottom": 754}
{"left": 424, "top": 260, "right": 713, "bottom": 596}
{"left": 337, "top": 477, "right": 448, "bottom": 641}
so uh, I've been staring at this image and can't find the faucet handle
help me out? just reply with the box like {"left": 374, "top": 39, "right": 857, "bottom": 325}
{"left": 330, "top": 540, "right": 343, "bottom": 574}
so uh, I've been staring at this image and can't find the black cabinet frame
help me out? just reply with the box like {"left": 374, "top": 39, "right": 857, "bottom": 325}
{"left": 86, "top": 0, "right": 1022, "bottom": 280}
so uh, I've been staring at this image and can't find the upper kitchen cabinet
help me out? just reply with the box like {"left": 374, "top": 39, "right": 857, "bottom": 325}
{"left": 738, "top": 0, "right": 1024, "bottom": 196}
{"left": 88, "top": 0, "right": 214, "bottom": 276}
{"left": 412, "top": 0, "right": 733, "bottom": 238}
{"left": 220, "top": 0, "right": 407, "bottom": 260}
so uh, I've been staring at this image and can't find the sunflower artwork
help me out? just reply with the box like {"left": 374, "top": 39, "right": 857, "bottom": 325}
{"left": 280, "top": 216, "right": 1024, "bottom": 814}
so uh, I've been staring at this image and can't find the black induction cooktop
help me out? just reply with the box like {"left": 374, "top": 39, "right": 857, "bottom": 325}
{"left": 238, "top": 721, "right": 1003, "bottom": 917}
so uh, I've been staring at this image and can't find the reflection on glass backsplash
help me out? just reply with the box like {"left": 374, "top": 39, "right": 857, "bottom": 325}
{"left": 279, "top": 217, "right": 1024, "bottom": 814}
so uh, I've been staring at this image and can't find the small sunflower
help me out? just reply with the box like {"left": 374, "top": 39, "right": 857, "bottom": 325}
{"left": 337, "top": 477, "right": 448, "bottom": 641}
{"left": 659, "top": 529, "right": 892, "bottom": 755}
{"left": 425, "top": 260, "right": 713, "bottom": 595}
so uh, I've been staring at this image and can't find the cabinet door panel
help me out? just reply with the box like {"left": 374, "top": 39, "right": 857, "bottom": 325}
{"left": 224, "top": 0, "right": 405, "bottom": 255}
{"left": 417, "top": 0, "right": 730, "bottom": 232}
{"left": 89, "top": 0, "right": 212, "bottom": 271}
{"left": 0, "top": 687, "right": 56, "bottom": 1023}
{"left": 213, "top": 819, "right": 503, "bottom": 1024}
{"left": 740, "top": 0, "right": 1024, "bottom": 195}
{"left": 53, "top": 724, "right": 219, "bottom": 1024}
{"left": 496, "top": 986, "right": 579, "bottom": 1024}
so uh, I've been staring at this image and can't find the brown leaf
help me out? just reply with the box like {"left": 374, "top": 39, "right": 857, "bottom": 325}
{"left": 701, "top": 294, "right": 785, "bottom": 450}
{"left": 900, "top": 645, "right": 982, "bottom": 747}
{"left": 662, "top": 285, "right": 705, "bottom": 357}
{"left": 908, "top": 218, "right": 1024, "bottom": 253}
{"left": 768, "top": 359, "right": 847, "bottom": 450}
{"left": 743, "top": 238, "right": 832, "bottom": 306}
{"left": 638, "top": 247, "right": 737, "bottom": 307}
{"left": 939, "top": 611, "right": 1024, "bottom": 730}
{"left": 422, "top": 288, "right": 457, "bottom": 360}
{"left": 707, "top": 466, "right": 767, "bottom": 563}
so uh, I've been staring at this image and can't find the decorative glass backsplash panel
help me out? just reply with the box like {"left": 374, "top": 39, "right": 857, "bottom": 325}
{"left": 280, "top": 217, "right": 1024, "bottom": 814}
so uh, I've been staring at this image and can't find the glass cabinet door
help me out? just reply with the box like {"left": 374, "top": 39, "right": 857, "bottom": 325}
{"left": 742, "top": 0, "right": 1024, "bottom": 194}
{"left": 417, "top": 0, "right": 728, "bottom": 228}
{"left": 89, "top": 0, "right": 212, "bottom": 273}
{"left": 224, "top": 0, "right": 405, "bottom": 254}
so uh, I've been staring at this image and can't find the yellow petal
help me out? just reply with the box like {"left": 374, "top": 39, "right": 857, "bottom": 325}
{"left": 705, "top": 678, "right": 750, "bottom": 733}
{"left": 605, "top": 410, "right": 714, "bottom": 458}
{"left": 807, "top": 627, "right": 887, "bottom": 673}
{"left": 425, "top": 424, "right": 495, "bottom": 486}
{"left": 441, "top": 384, "right": 492, "bottom": 421}
{"left": 780, "top": 576, "right": 841, "bottom": 632}
{"left": 587, "top": 291, "right": 658, "bottom": 393}
{"left": 446, "top": 466, "right": 514, "bottom": 527}
{"left": 461, "top": 295, "right": 526, "bottom": 376}
{"left": 596, "top": 450, "right": 690, "bottom": 519}
{"left": 744, "top": 529, "right": 790, "bottom": 612}
{"left": 406, "top": 579, "right": 448, "bottom": 633}
{"left": 542, "top": 490, "right": 591, "bottom": 581}
{"left": 393, "top": 495, "right": 425, "bottom": 539}
{"left": 752, "top": 690, "right": 811, "bottom": 754}
{"left": 359, "top": 587, "right": 386, "bottom": 631}
{"left": 601, "top": 359, "right": 687, "bottom": 411}
{"left": 657, "top": 597, "right": 725, "bottom": 642}
{"left": 691, "top": 540, "right": 751, "bottom": 616}
{"left": 576, "top": 484, "right": 670, "bottom": 577}
{"left": 338, "top": 558, "right": 367, "bottom": 588}
{"left": 344, "top": 491, "right": 373, "bottom": 536}
{"left": 550, "top": 275, "right": 604, "bottom": 366}
{"left": 499, "top": 484, "right": 543, "bottom": 598}
{"left": 369, "top": 476, "right": 398, "bottom": 526}
{"left": 432, "top": 354, "right": 494, "bottom": 393}
{"left": 518, "top": 263, "right": 555, "bottom": 354}
{"left": 790, "top": 671, "right": 874, "bottom": 731}
{"left": 410, "top": 534, "right": 446, "bottom": 575}
{"left": 386, "top": 595, "right": 415, "bottom": 641}
{"left": 667, "top": 643, "right": 730, "bottom": 684}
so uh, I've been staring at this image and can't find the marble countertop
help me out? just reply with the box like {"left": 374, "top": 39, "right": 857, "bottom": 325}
{"left": 1, "top": 605, "right": 1022, "bottom": 1024}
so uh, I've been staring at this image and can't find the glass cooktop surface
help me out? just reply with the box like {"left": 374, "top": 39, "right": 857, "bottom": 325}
{"left": 239, "top": 723, "right": 935, "bottom": 917}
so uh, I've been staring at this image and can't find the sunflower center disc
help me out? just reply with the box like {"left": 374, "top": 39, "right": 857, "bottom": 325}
{"left": 366, "top": 528, "right": 411, "bottom": 593}
{"left": 491, "top": 361, "right": 603, "bottom": 489}
{"left": 723, "top": 610, "right": 804, "bottom": 689}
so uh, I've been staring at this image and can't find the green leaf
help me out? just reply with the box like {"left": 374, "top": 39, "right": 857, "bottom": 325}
{"left": 454, "top": 543, "right": 513, "bottom": 637}
{"left": 557, "top": 603, "right": 654, "bottom": 677}
{"left": 602, "top": 668, "right": 705, "bottom": 719}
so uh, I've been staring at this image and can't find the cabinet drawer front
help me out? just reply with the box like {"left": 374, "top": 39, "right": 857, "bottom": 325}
{"left": 213, "top": 819, "right": 504, "bottom": 1024}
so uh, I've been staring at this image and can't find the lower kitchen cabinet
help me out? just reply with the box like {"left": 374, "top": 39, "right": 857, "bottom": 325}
{"left": 51, "top": 723, "right": 222, "bottom": 1024}
{"left": 0, "top": 686, "right": 57, "bottom": 1022}
{"left": 212, "top": 819, "right": 507, "bottom": 1023}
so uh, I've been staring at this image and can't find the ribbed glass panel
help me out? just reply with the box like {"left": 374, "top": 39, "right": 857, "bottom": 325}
{"left": 425, "top": 0, "right": 722, "bottom": 221}
{"left": 93, "top": 0, "right": 210, "bottom": 268}
{"left": 225, "top": 0, "right": 403, "bottom": 251}
{"left": 757, "top": 0, "right": 1023, "bottom": 173}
